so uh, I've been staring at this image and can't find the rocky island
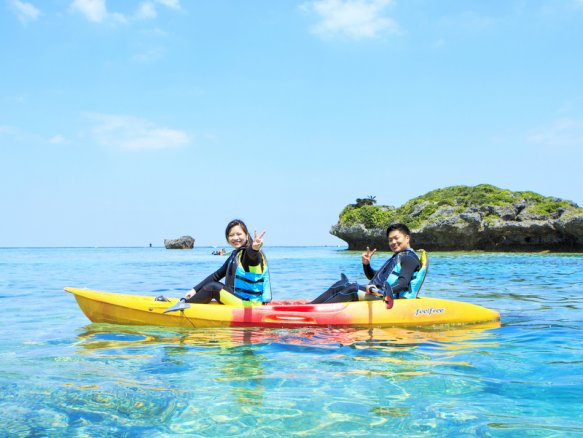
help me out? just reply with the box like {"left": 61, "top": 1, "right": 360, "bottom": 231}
{"left": 330, "top": 185, "right": 583, "bottom": 251}
{"left": 164, "top": 235, "right": 195, "bottom": 249}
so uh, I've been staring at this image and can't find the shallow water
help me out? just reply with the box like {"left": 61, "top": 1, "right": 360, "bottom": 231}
{"left": 1, "top": 247, "right": 582, "bottom": 436}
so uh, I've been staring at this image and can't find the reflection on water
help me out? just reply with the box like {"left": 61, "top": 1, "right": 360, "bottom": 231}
{"left": 76, "top": 321, "right": 501, "bottom": 352}
{"left": 220, "top": 347, "right": 266, "bottom": 407}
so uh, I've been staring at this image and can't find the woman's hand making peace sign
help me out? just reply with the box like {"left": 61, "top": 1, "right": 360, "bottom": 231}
{"left": 251, "top": 230, "right": 266, "bottom": 251}
{"left": 362, "top": 246, "right": 376, "bottom": 265}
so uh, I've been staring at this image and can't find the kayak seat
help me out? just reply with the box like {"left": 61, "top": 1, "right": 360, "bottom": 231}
{"left": 412, "top": 249, "right": 428, "bottom": 298}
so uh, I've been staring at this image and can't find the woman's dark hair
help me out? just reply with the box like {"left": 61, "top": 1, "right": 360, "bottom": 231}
{"left": 225, "top": 219, "right": 250, "bottom": 242}
{"left": 386, "top": 223, "right": 411, "bottom": 237}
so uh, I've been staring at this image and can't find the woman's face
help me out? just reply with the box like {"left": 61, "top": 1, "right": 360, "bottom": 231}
{"left": 227, "top": 225, "right": 248, "bottom": 249}
{"left": 388, "top": 230, "right": 410, "bottom": 253}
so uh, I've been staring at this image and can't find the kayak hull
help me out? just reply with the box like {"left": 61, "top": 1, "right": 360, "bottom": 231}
{"left": 65, "top": 287, "right": 500, "bottom": 329}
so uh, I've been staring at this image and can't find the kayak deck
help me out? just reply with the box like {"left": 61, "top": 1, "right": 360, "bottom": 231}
{"left": 65, "top": 287, "right": 500, "bottom": 329}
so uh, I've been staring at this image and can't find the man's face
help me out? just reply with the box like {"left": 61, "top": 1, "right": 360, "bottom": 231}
{"left": 388, "top": 230, "right": 410, "bottom": 253}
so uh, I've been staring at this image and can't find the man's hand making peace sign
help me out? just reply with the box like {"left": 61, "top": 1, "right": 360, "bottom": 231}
{"left": 362, "top": 246, "right": 376, "bottom": 265}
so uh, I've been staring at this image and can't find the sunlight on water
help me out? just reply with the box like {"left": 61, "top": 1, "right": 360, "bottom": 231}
{"left": 1, "top": 247, "right": 582, "bottom": 436}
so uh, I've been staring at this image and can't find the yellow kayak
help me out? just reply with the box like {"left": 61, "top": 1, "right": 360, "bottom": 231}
{"left": 65, "top": 287, "right": 500, "bottom": 329}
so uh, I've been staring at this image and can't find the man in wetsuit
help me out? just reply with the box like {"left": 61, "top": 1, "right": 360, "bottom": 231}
{"left": 311, "top": 223, "right": 421, "bottom": 304}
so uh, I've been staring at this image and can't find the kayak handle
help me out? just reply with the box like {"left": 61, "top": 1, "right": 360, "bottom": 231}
{"left": 263, "top": 315, "right": 317, "bottom": 325}
{"left": 369, "top": 287, "right": 393, "bottom": 309}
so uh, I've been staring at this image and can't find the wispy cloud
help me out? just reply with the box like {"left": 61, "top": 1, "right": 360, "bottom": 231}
{"left": 8, "top": 0, "right": 41, "bottom": 23}
{"left": 432, "top": 38, "right": 445, "bottom": 49}
{"left": 301, "top": 0, "right": 399, "bottom": 39}
{"left": 438, "top": 11, "right": 496, "bottom": 32}
{"left": 0, "top": 125, "right": 70, "bottom": 146}
{"left": 529, "top": 118, "right": 583, "bottom": 149}
{"left": 154, "top": 0, "right": 181, "bottom": 10}
{"left": 135, "top": 0, "right": 183, "bottom": 20}
{"left": 70, "top": 0, "right": 115, "bottom": 23}
{"left": 70, "top": 0, "right": 182, "bottom": 23}
{"left": 86, "top": 113, "right": 191, "bottom": 151}
{"left": 0, "top": 125, "right": 17, "bottom": 136}
{"left": 49, "top": 135, "right": 67, "bottom": 144}
{"left": 136, "top": 2, "right": 157, "bottom": 20}
{"left": 131, "top": 46, "right": 165, "bottom": 63}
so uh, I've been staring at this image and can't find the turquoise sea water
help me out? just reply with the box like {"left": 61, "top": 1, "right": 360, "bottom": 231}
{"left": 1, "top": 246, "right": 582, "bottom": 437}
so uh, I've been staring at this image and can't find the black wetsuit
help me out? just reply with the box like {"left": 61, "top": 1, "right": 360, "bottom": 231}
{"left": 364, "top": 250, "right": 420, "bottom": 296}
{"left": 311, "top": 250, "right": 420, "bottom": 304}
{"left": 186, "top": 246, "right": 262, "bottom": 304}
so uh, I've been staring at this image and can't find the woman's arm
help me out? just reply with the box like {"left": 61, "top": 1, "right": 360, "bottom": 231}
{"left": 240, "top": 230, "right": 265, "bottom": 270}
{"left": 240, "top": 246, "right": 262, "bottom": 270}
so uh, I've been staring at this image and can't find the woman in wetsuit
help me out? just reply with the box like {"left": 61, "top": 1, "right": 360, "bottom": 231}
{"left": 311, "top": 223, "right": 421, "bottom": 305}
{"left": 184, "top": 219, "right": 271, "bottom": 305}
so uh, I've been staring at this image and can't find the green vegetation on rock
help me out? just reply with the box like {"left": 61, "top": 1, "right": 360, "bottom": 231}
{"left": 338, "top": 184, "right": 580, "bottom": 231}
{"left": 339, "top": 204, "right": 396, "bottom": 229}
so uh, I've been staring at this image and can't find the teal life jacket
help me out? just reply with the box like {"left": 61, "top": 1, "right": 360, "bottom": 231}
{"left": 372, "top": 248, "right": 427, "bottom": 299}
{"left": 386, "top": 249, "right": 428, "bottom": 298}
{"left": 226, "top": 248, "right": 272, "bottom": 303}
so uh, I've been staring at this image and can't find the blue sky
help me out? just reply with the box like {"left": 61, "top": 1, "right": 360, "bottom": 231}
{"left": 2, "top": 0, "right": 582, "bottom": 247}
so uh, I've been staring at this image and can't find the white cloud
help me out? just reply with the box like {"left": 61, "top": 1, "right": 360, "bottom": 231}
{"left": 131, "top": 46, "right": 164, "bottom": 63}
{"left": 529, "top": 118, "right": 583, "bottom": 149}
{"left": 155, "top": 0, "right": 181, "bottom": 10}
{"left": 8, "top": 0, "right": 41, "bottom": 23}
{"left": 302, "top": 0, "right": 399, "bottom": 39}
{"left": 70, "top": 0, "right": 108, "bottom": 23}
{"left": 49, "top": 135, "right": 67, "bottom": 144}
{"left": 136, "top": 2, "right": 157, "bottom": 20}
{"left": 70, "top": 0, "right": 181, "bottom": 23}
{"left": 0, "top": 126, "right": 69, "bottom": 145}
{"left": 86, "top": 113, "right": 190, "bottom": 151}
{"left": 135, "top": 0, "right": 182, "bottom": 20}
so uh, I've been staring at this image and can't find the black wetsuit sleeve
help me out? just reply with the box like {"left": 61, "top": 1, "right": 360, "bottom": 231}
{"left": 363, "top": 263, "right": 376, "bottom": 280}
{"left": 240, "top": 246, "right": 262, "bottom": 270}
{"left": 193, "top": 255, "right": 231, "bottom": 291}
{"left": 389, "top": 254, "right": 420, "bottom": 295}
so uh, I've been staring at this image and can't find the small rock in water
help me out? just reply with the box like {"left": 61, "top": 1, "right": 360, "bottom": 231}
{"left": 164, "top": 235, "right": 195, "bottom": 249}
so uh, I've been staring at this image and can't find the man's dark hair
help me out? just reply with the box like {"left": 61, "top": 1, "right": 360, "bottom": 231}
{"left": 386, "top": 223, "right": 411, "bottom": 237}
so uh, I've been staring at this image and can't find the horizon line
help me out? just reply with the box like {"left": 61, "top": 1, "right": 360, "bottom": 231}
{"left": 0, "top": 244, "right": 349, "bottom": 249}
